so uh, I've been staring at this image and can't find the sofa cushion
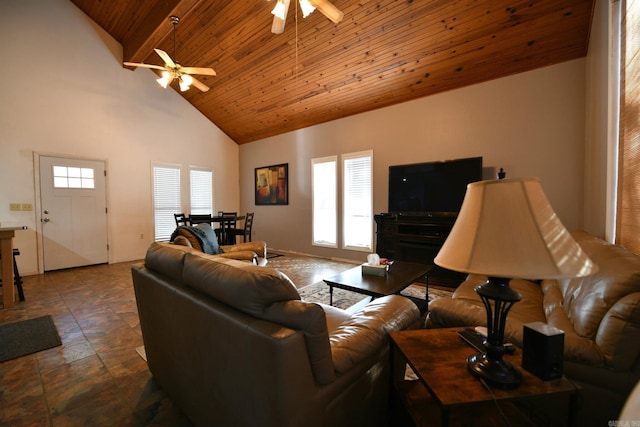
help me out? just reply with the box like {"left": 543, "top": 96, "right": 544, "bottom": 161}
{"left": 558, "top": 231, "right": 640, "bottom": 340}
{"left": 452, "top": 275, "right": 546, "bottom": 325}
{"left": 541, "top": 279, "right": 606, "bottom": 366}
{"left": 144, "top": 242, "right": 194, "bottom": 283}
{"left": 429, "top": 275, "right": 546, "bottom": 345}
{"left": 183, "top": 252, "right": 300, "bottom": 317}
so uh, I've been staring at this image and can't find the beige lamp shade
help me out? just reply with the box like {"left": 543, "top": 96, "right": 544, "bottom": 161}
{"left": 434, "top": 177, "right": 597, "bottom": 279}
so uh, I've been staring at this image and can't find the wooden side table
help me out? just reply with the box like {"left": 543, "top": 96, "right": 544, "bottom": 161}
{"left": 389, "top": 328, "right": 579, "bottom": 427}
{"left": 0, "top": 226, "right": 27, "bottom": 309}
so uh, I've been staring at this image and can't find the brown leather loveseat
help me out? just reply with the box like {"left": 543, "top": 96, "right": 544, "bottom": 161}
{"left": 426, "top": 231, "right": 640, "bottom": 426}
{"left": 132, "top": 242, "right": 420, "bottom": 427}
{"left": 171, "top": 223, "right": 268, "bottom": 265}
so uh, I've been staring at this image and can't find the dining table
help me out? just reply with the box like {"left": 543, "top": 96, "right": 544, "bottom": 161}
{"left": 188, "top": 214, "right": 245, "bottom": 245}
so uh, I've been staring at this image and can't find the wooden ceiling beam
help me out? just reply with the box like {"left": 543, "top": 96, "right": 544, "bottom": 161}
{"left": 122, "top": 0, "right": 206, "bottom": 64}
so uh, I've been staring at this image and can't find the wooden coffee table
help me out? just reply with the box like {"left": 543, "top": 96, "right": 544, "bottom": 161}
{"left": 323, "top": 261, "right": 432, "bottom": 306}
{"left": 389, "top": 328, "right": 579, "bottom": 427}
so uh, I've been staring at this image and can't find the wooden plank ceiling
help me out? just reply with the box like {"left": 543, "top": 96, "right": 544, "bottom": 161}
{"left": 69, "top": 0, "right": 595, "bottom": 144}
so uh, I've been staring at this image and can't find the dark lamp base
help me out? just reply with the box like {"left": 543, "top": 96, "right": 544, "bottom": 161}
{"left": 467, "top": 353, "right": 522, "bottom": 390}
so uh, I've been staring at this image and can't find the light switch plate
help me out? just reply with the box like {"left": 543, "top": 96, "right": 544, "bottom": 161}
{"left": 10, "top": 203, "right": 21, "bottom": 211}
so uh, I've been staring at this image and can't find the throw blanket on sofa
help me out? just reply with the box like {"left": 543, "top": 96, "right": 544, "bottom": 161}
{"left": 170, "top": 224, "right": 220, "bottom": 255}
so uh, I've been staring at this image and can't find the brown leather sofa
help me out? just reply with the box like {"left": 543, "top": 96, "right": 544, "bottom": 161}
{"left": 426, "top": 231, "right": 640, "bottom": 426}
{"left": 132, "top": 242, "right": 420, "bottom": 427}
{"left": 171, "top": 223, "right": 268, "bottom": 265}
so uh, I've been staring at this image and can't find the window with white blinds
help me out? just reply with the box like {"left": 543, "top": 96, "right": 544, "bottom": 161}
{"left": 312, "top": 156, "right": 337, "bottom": 247}
{"left": 153, "top": 164, "right": 181, "bottom": 241}
{"left": 190, "top": 167, "right": 213, "bottom": 215}
{"left": 616, "top": 0, "right": 640, "bottom": 255}
{"left": 342, "top": 150, "right": 373, "bottom": 251}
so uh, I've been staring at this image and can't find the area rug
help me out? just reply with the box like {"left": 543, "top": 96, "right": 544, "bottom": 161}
{"left": 266, "top": 252, "right": 283, "bottom": 259}
{"left": 298, "top": 281, "right": 452, "bottom": 311}
{"left": 0, "top": 315, "right": 62, "bottom": 363}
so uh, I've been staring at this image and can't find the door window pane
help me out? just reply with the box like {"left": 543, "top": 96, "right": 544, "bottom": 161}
{"left": 52, "top": 166, "right": 95, "bottom": 189}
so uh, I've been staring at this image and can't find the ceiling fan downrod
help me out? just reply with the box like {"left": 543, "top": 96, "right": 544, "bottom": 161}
{"left": 170, "top": 16, "right": 180, "bottom": 62}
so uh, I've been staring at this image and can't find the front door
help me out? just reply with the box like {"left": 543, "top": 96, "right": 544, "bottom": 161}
{"left": 39, "top": 156, "right": 108, "bottom": 271}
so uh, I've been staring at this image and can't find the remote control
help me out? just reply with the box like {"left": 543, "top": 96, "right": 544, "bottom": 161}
{"left": 458, "top": 328, "right": 517, "bottom": 354}
{"left": 458, "top": 328, "right": 486, "bottom": 352}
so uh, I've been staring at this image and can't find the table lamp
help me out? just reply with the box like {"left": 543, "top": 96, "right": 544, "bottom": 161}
{"left": 434, "top": 177, "right": 597, "bottom": 389}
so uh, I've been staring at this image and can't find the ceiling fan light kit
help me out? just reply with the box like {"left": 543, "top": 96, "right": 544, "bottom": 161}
{"left": 179, "top": 74, "right": 193, "bottom": 92}
{"left": 157, "top": 71, "right": 171, "bottom": 88}
{"left": 271, "top": 0, "right": 344, "bottom": 34}
{"left": 299, "top": 0, "right": 316, "bottom": 18}
{"left": 123, "top": 16, "right": 215, "bottom": 92}
{"left": 272, "top": 0, "right": 290, "bottom": 19}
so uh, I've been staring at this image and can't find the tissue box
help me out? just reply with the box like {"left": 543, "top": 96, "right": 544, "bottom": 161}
{"left": 362, "top": 263, "right": 388, "bottom": 276}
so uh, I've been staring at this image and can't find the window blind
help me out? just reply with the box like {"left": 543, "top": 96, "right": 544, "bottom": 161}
{"left": 190, "top": 168, "right": 213, "bottom": 215}
{"left": 342, "top": 151, "right": 373, "bottom": 251}
{"left": 153, "top": 165, "right": 181, "bottom": 241}
{"left": 616, "top": 0, "right": 640, "bottom": 255}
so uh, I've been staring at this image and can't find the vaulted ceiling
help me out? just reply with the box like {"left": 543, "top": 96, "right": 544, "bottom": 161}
{"left": 69, "top": 0, "right": 595, "bottom": 144}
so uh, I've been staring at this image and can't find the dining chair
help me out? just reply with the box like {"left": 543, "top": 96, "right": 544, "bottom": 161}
{"left": 174, "top": 213, "right": 189, "bottom": 227}
{"left": 216, "top": 211, "right": 237, "bottom": 245}
{"left": 232, "top": 212, "right": 254, "bottom": 243}
{"left": 189, "top": 214, "right": 213, "bottom": 226}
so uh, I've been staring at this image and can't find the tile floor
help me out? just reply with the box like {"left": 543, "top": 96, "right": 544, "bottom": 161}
{"left": 0, "top": 254, "right": 356, "bottom": 427}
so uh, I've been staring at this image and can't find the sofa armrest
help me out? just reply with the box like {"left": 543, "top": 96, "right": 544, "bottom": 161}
{"left": 329, "top": 295, "right": 419, "bottom": 374}
{"left": 215, "top": 250, "right": 258, "bottom": 263}
{"left": 426, "top": 297, "right": 486, "bottom": 329}
{"left": 598, "top": 292, "right": 640, "bottom": 371}
{"left": 221, "top": 241, "right": 267, "bottom": 259}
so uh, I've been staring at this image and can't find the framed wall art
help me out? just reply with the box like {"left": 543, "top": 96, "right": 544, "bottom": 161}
{"left": 255, "top": 163, "right": 288, "bottom": 205}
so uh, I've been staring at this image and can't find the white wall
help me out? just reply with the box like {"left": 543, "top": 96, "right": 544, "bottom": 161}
{"left": 0, "top": 0, "right": 239, "bottom": 275}
{"left": 584, "top": 0, "right": 614, "bottom": 239}
{"left": 240, "top": 59, "right": 589, "bottom": 262}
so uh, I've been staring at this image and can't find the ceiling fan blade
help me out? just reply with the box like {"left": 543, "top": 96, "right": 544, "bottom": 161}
{"left": 123, "top": 62, "right": 165, "bottom": 71}
{"left": 310, "top": 0, "right": 344, "bottom": 24}
{"left": 154, "top": 49, "right": 176, "bottom": 68}
{"left": 181, "top": 67, "right": 216, "bottom": 76}
{"left": 271, "top": 0, "right": 290, "bottom": 34}
{"left": 190, "top": 76, "right": 210, "bottom": 92}
{"left": 271, "top": 15, "right": 286, "bottom": 34}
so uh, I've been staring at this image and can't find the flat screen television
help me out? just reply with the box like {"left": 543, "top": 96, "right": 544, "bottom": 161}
{"left": 388, "top": 156, "right": 483, "bottom": 217}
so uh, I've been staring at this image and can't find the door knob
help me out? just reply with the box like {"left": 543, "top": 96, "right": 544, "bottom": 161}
{"left": 42, "top": 217, "right": 50, "bottom": 223}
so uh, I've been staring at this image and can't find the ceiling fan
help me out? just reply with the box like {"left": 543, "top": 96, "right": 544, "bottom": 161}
{"left": 271, "top": 0, "right": 344, "bottom": 34}
{"left": 123, "top": 16, "right": 216, "bottom": 92}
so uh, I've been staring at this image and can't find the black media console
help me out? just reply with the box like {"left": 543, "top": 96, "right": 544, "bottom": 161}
{"left": 374, "top": 213, "right": 466, "bottom": 288}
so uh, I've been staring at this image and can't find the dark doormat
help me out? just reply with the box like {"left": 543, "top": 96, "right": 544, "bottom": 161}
{"left": 0, "top": 315, "right": 62, "bottom": 363}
